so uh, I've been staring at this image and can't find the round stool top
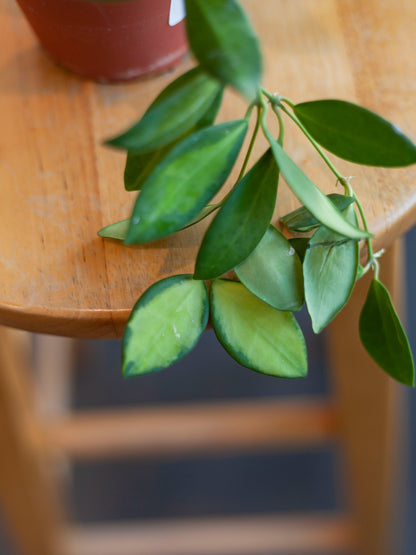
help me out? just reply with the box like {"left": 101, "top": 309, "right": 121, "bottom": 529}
{"left": 1, "top": 0, "right": 416, "bottom": 338}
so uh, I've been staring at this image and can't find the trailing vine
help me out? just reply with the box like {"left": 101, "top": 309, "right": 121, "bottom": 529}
{"left": 100, "top": 0, "right": 415, "bottom": 386}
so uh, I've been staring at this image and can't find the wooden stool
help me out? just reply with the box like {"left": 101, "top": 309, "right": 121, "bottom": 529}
{"left": 0, "top": 0, "right": 414, "bottom": 553}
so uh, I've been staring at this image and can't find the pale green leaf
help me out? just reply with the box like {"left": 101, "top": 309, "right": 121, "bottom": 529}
{"left": 210, "top": 279, "right": 307, "bottom": 377}
{"left": 98, "top": 204, "right": 220, "bottom": 242}
{"left": 267, "top": 137, "right": 370, "bottom": 240}
{"left": 303, "top": 205, "right": 359, "bottom": 333}
{"left": 235, "top": 226, "right": 303, "bottom": 311}
{"left": 122, "top": 275, "right": 209, "bottom": 376}
{"left": 280, "top": 194, "right": 355, "bottom": 232}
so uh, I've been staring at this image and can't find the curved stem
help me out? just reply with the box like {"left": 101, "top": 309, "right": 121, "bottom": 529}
{"left": 271, "top": 105, "right": 284, "bottom": 145}
{"left": 262, "top": 88, "right": 378, "bottom": 273}
{"left": 219, "top": 105, "right": 263, "bottom": 206}
{"left": 262, "top": 89, "right": 348, "bottom": 190}
{"left": 237, "top": 104, "right": 262, "bottom": 182}
{"left": 354, "top": 194, "right": 378, "bottom": 277}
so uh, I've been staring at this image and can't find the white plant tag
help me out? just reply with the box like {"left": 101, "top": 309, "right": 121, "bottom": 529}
{"left": 169, "top": 0, "right": 186, "bottom": 26}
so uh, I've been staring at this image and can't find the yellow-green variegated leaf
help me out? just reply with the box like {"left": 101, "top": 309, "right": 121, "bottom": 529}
{"left": 123, "top": 88, "right": 224, "bottom": 191}
{"left": 210, "top": 279, "right": 307, "bottom": 378}
{"left": 126, "top": 120, "right": 248, "bottom": 244}
{"left": 122, "top": 275, "right": 208, "bottom": 377}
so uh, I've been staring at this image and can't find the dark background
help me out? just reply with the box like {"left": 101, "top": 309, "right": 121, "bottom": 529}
{"left": 0, "top": 226, "right": 415, "bottom": 555}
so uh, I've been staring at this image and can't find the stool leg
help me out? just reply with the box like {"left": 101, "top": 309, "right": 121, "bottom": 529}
{"left": 0, "top": 327, "right": 62, "bottom": 555}
{"left": 327, "top": 240, "right": 407, "bottom": 555}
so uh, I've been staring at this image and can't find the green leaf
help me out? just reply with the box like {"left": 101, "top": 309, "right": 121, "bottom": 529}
{"left": 281, "top": 194, "right": 355, "bottom": 232}
{"left": 356, "top": 264, "right": 366, "bottom": 281}
{"left": 194, "top": 149, "right": 279, "bottom": 280}
{"left": 294, "top": 99, "right": 416, "bottom": 167}
{"left": 125, "top": 120, "right": 248, "bottom": 244}
{"left": 359, "top": 279, "right": 414, "bottom": 385}
{"left": 106, "top": 67, "right": 222, "bottom": 153}
{"left": 98, "top": 219, "right": 130, "bottom": 241}
{"left": 123, "top": 88, "right": 224, "bottom": 192}
{"left": 210, "top": 279, "right": 307, "bottom": 377}
{"left": 235, "top": 226, "right": 304, "bottom": 311}
{"left": 303, "top": 205, "right": 359, "bottom": 333}
{"left": 98, "top": 203, "right": 220, "bottom": 242}
{"left": 122, "top": 275, "right": 209, "bottom": 377}
{"left": 266, "top": 136, "right": 371, "bottom": 240}
{"left": 289, "top": 238, "right": 310, "bottom": 263}
{"left": 124, "top": 149, "right": 168, "bottom": 192}
{"left": 185, "top": 0, "right": 262, "bottom": 101}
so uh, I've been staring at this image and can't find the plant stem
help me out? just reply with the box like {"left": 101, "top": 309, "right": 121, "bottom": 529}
{"left": 353, "top": 194, "right": 379, "bottom": 278}
{"left": 271, "top": 105, "right": 284, "bottom": 145}
{"left": 219, "top": 105, "right": 263, "bottom": 206}
{"left": 237, "top": 104, "right": 262, "bottom": 181}
{"left": 262, "top": 88, "right": 378, "bottom": 273}
{"left": 262, "top": 89, "right": 348, "bottom": 189}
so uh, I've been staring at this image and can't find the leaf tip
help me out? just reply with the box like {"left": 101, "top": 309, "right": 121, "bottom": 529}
{"left": 122, "top": 359, "right": 138, "bottom": 378}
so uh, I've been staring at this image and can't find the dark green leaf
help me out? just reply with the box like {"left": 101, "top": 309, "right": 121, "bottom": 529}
{"left": 359, "top": 279, "right": 414, "bottom": 385}
{"left": 194, "top": 149, "right": 279, "bottom": 280}
{"left": 303, "top": 205, "right": 359, "bottom": 333}
{"left": 98, "top": 203, "right": 220, "bottom": 242}
{"left": 281, "top": 193, "right": 355, "bottom": 232}
{"left": 106, "top": 67, "right": 222, "bottom": 153}
{"left": 123, "top": 88, "right": 224, "bottom": 192}
{"left": 125, "top": 120, "right": 248, "bottom": 244}
{"left": 185, "top": 0, "right": 262, "bottom": 101}
{"left": 124, "top": 149, "right": 169, "bottom": 192}
{"left": 266, "top": 136, "right": 371, "bottom": 240}
{"left": 235, "top": 226, "right": 304, "bottom": 311}
{"left": 122, "top": 275, "right": 209, "bottom": 377}
{"left": 210, "top": 279, "right": 307, "bottom": 377}
{"left": 289, "top": 238, "right": 310, "bottom": 262}
{"left": 294, "top": 99, "right": 416, "bottom": 167}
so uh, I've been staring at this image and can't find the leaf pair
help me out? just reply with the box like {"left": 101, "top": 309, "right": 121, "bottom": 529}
{"left": 123, "top": 275, "right": 307, "bottom": 379}
{"left": 123, "top": 80, "right": 224, "bottom": 192}
{"left": 123, "top": 275, "right": 209, "bottom": 377}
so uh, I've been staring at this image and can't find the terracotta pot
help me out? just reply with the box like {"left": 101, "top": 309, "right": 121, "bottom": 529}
{"left": 15, "top": 0, "right": 188, "bottom": 81}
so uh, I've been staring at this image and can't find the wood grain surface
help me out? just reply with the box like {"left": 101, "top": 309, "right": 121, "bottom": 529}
{"left": 1, "top": 0, "right": 416, "bottom": 338}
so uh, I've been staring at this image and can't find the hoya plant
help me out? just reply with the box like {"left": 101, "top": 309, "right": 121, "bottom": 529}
{"left": 100, "top": 0, "right": 415, "bottom": 386}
